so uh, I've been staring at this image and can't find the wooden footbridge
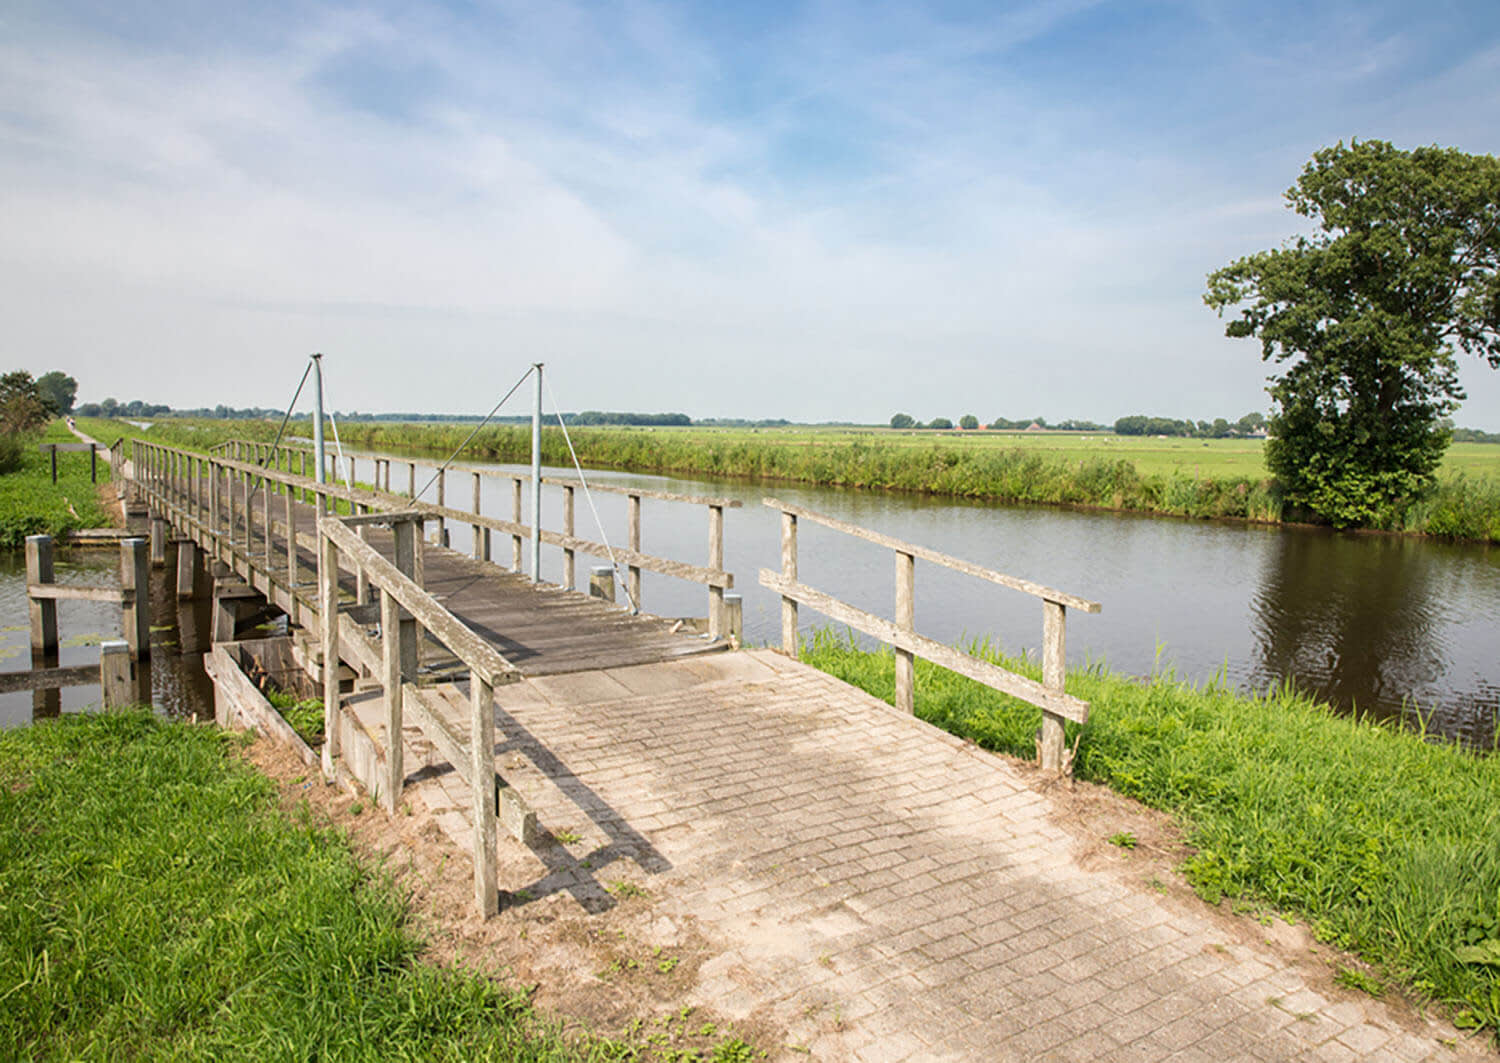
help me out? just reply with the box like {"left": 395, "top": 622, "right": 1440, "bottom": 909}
{"left": 115, "top": 436, "right": 1482, "bottom": 1062}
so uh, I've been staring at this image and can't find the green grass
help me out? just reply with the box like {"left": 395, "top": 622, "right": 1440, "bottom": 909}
{"left": 801, "top": 627, "right": 1500, "bottom": 1034}
{"left": 0, "top": 420, "right": 113, "bottom": 548}
{"left": 0, "top": 711, "right": 629, "bottom": 1061}
{"left": 265, "top": 688, "right": 325, "bottom": 746}
{"left": 81, "top": 416, "right": 1500, "bottom": 540}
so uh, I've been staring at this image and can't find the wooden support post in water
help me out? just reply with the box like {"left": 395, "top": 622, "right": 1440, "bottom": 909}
{"left": 380, "top": 588, "right": 404, "bottom": 815}
{"left": 320, "top": 533, "right": 341, "bottom": 778}
{"left": 895, "top": 550, "right": 915, "bottom": 713}
{"left": 26, "top": 535, "right": 58, "bottom": 656}
{"left": 780, "top": 511, "right": 798, "bottom": 656}
{"left": 100, "top": 640, "right": 133, "bottom": 710}
{"left": 471, "top": 472, "right": 483, "bottom": 560}
{"left": 176, "top": 540, "right": 198, "bottom": 600}
{"left": 562, "top": 486, "right": 575, "bottom": 589}
{"left": 470, "top": 674, "right": 498, "bottom": 918}
{"left": 1040, "top": 599, "right": 1067, "bottom": 773}
{"left": 120, "top": 538, "right": 150, "bottom": 661}
{"left": 708, "top": 504, "right": 724, "bottom": 638}
{"left": 511, "top": 478, "right": 523, "bottom": 571}
{"left": 150, "top": 517, "right": 167, "bottom": 568}
{"left": 589, "top": 565, "right": 615, "bottom": 603}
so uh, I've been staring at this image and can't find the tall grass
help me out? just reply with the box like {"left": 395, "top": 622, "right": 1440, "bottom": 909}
{"left": 0, "top": 711, "right": 626, "bottom": 1061}
{"left": 802, "top": 628, "right": 1500, "bottom": 1034}
{"left": 0, "top": 421, "right": 113, "bottom": 548}
{"left": 85, "top": 417, "right": 1500, "bottom": 541}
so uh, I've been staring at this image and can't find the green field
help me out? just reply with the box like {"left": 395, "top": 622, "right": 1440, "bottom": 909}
{"left": 0, "top": 421, "right": 113, "bottom": 548}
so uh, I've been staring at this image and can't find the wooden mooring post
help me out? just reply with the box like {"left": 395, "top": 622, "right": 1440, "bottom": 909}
{"left": 26, "top": 535, "right": 150, "bottom": 662}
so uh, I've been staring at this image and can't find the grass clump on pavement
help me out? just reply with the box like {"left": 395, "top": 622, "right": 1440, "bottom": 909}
{"left": 0, "top": 710, "right": 624, "bottom": 1061}
{"left": 802, "top": 627, "right": 1500, "bottom": 1034}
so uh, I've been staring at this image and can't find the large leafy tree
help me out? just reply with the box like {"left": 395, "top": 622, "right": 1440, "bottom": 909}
{"left": 1205, "top": 140, "right": 1500, "bottom": 526}
{"left": 36, "top": 370, "right": 77, "bottom": 414}
{"left": 0, "top": 370, "right": 56, "bottom": 435}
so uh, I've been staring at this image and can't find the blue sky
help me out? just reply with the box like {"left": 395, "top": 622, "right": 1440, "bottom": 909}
{"left": 3, "top": 0, "right": 1500, "bottom": 425}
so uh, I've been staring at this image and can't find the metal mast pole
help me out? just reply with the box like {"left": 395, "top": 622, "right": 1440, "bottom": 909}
{"left": 311, "top": 353, "right": 326, "bottom": 512}
{"left": 530, "top": 363, "right": 543, "bottom": 583}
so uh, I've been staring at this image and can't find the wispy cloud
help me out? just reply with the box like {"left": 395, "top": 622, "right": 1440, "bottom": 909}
{"left": 1, "top": 1, "right": 1498, "bottom": 423}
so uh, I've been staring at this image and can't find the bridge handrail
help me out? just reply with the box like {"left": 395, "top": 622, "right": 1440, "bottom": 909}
{"left": 197, "top": 437, "right": 735, "bottom": 630}
{"left": 320, "top": 517, "right": 518, "bottom": 689}
{"left": 758, "top": 497, "right": 1101, "bottom": 775}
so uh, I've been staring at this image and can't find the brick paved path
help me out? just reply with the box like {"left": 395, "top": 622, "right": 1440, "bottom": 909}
{"left": 401, "top": 650, "right": 1491, "bottom": 1062}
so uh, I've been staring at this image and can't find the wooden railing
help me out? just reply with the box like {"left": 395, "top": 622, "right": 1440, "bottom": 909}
{"left": 209, "top": 438, "right": 740, "bottom": 634}
{"left": 758, "top": 498, "right": 1101, "bottom": 774}
{"left": 130, "top": 437, "right": 525, "bottom": 917}
{"left": 321, "top": 512, "right": 519, "bottom": 917}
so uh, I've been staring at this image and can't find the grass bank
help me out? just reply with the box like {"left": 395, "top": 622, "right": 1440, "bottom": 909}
{"left": 0, "top": 711, "right": 629, "bottom": 1061}
{"left": 0, "top": 421, "right": 113, "bottom": 548}
{"left": 81, "top": 417, "right": 1500, "bottom": 541}
{"left": 801, "top": 628, "right": 1500, "bottom": 1035}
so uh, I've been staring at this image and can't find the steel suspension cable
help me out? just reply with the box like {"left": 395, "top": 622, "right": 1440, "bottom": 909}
{"left": 413, "top": 366, "right": 536, "bottom": 502}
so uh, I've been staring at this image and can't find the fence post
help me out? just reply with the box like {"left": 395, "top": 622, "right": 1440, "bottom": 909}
{"left": 472, "top": 472, "right": 483, "bottom": 560}
{"left": 320, "top": 531, "right": 342, "bottom": 778}
{"left": 562, "top": 485, "right": 575, "bottom": 589}
{"left": 408, "top": 461, "right": 415, "bottom": 499}
{"left": 380, "top": 587, "right": 404, "bottom": 814}
{"left": 895, "top": 550, "right": 915, "bottom": 713}
{"left": 25, "top": 535, "right": 58, "bottom": 656}
{"left": 121, "top": 538, "right": 150, "bottom": 661}
{"left": 628, "top": 494, "right": 642, "bottom": 610}
{"left": 1041, "top": 599, "right": 1068, "bottom": 773}
{"left": 725, "top": 592, "right": 743, "bottom": 648}
{"left": 780, "top": 511, "right": 798, "bottom": 656}
{"left": 511, "top": 478, "right": 523, "bottom": 571}
{"left": 470, "top": 673, "right": 498, "bottom": 918}
{"left": 100, "top": 640, "right": 134, "bottom": 709}
{"left": 708, "top": 504, "right": 724, "bottom": 638}
{"left": 590, "top": 565, "right": 615, "bottom": 603}
{"left": 393, "top": 519, "right": 420, "bottom": 680}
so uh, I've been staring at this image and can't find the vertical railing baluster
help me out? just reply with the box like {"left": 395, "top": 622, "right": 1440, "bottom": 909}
{"left": 780, "top": 510, "right": 798, "bottom": 656}
{"left": 562, "top": 486, "right": 575, "bottom": 590}
{"left": 628, "top": 494, "right": 642, "bottom": 610}
{"left": 1041, "top": 600, "right": 1068, "bottom": 773}
{"left": 895, "top": 550, "right": 915, "bottom": 713}
{"left": 708, "top": 503, "right": 724, "bottom": 638}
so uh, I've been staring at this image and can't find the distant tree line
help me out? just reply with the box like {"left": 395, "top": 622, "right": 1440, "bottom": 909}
{"left": 1114, "top": 412, "right": 1267, "bottom": 438}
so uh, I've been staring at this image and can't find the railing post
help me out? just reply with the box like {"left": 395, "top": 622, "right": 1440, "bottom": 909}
{"left": 562, "top": 485, "right": 575, "bottom": 589}
{"left": 355, "top": 506, "right": 370, "bottom": 606}
{"left": 780, "top": 511, "right": 798, "bottom": 656}
{"left": 285, "top": 483, "right": 297, "bottom": 618}
{"left": 708, "top": 503, "right": 724, "bottom": 638}
{"left": 435, "top": 468, "right": 446, "bottom": 546}
{"left": 240, "top": 470, "right": 251, "bottom": 566}
{"left": 1041, "top": 599, "right": 1068, "bottom": 773}
{"left": 470, "top": 673, "right": 498, "bottom": 918}
{"left": 895, "top": 550, "right": 915, "bottom": 713}
{"left": 262, "top": 477, "right": 273, "bottom": 577}
{"left": 320, "top": 530, "right": 342, "bottom": 778}
{"left": 393, "top": 519, "right": 419, "bottom": 680}
{"left": 209, "top": 459, "right": 221, "bottom": 557}
{"left": 589, "top": 565, "right": 615, "bottom": 603}
{"left": 511, "top": 478, "right": 524, "bottom": 571}
{"left": 628, "top": 494, "right": 642, "bottom": 610}
{"left": 472, "top": 472, "right": 483, "bottom": 561}
{"left": 25, "top": 535, "right": 58, "bottom": 656}
{"left": 121, "top": 538, "right": 150, "bottom": 661}
{"left": 380, "top": 586, "right": 404, "bottom": 814}
{"left": 408, "top": 461, "right": 415, "bottom": 499}
{"left": 725, "top": 592, "right": 743, "bottom": 647}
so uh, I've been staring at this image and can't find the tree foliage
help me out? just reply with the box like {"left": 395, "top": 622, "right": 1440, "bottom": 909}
{"left": 889, "top": 412, "right": 915, "bottom": 429}
{"left": 0, "top": 371, "right": 55, "bottom": 436}
{"left": 35, "top": 371, "right": 77, "bottom": 414}
{"left": 959, "top": 414, "right": 980, "bottom": 430}
{"left": 1206, "top": 140, "right": 1500, "bottom": 526}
